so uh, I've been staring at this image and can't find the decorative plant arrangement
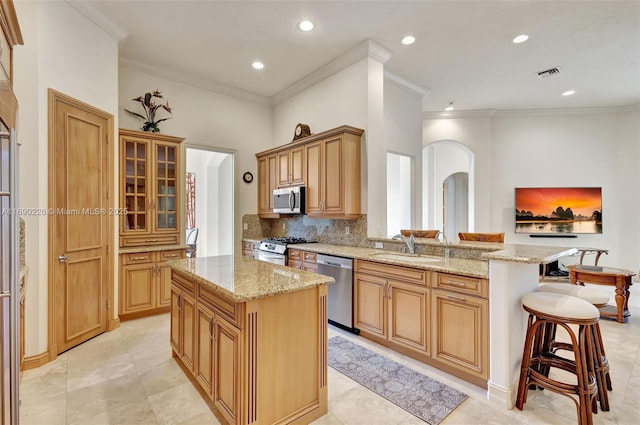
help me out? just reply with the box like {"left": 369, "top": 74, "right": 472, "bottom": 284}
{"left": 125, "top": 89, "right": 172, "bottom": 133}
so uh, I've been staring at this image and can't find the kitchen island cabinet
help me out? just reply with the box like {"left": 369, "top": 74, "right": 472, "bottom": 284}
{"left": 169, "top": 256, "right": 332, "bottom": 425}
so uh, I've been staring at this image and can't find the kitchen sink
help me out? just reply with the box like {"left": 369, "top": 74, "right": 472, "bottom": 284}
{"left": 369, "top": 253, "right": 441, "bottom": 263}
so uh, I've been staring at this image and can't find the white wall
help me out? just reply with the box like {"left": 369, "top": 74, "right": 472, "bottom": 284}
{"left": 119, "top": 66, "right": 272, "bottom": 255}
{"left": 13, "top": 0, "right": 119, "bottom": 356}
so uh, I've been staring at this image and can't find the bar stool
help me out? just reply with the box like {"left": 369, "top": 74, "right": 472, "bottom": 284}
{"left": 516, "top": 292, "right": 598, "bottom": 425}
{"left": 537, "top": 283, "right": 612, "bottom": 411}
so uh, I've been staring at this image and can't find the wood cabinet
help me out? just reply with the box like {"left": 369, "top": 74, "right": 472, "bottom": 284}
{"left": 277, "top": 146, "right": 305, "bottom": 187}
{"left": 171, "top": 273, "right": 196, "bottom": 374}
{"left": 256, "top": 125, "right": 363, "bottom": 219}
{"left": 241, "top": 240, "right": 260, "bottom": 259}
{"left": 256, "top": 153, "right": 279, "bottom": 218}
{"left": 172, "top": 269, "right": 328, "bottom": 425}
{"left": 430, "top": 272, "right": 489, "bottom": 385}
{"left": 354, "top": 260, "right": 430, "bottom": 356}
{"left": 288, "top": 248, "right": 317, "bottom": 272}
{"left": 119, "top": 249, "right": 185, "bottom": 319}
{"left": 119, "top": 129, "right": 184, "bottom": 247}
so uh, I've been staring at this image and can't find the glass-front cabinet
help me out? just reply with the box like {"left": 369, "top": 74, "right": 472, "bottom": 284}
{"left": 119, "top": 129, "right": 184, "bottom": 247}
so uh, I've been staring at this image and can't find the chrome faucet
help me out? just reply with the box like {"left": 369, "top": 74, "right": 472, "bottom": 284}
{"left": 437, "top": 231, "right": 450, "bottom": 258}
{"left": 392, "top": 233, "right": 415, "bottom": 254}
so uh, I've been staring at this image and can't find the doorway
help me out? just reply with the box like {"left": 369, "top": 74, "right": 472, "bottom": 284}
{"left": 48, "top": 90, "right": 114, "bottom": 357}
{"left": 185, "top": 146, "right": 234, "bottom": 257}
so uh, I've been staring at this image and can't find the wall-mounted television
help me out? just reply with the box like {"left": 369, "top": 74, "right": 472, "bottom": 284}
{"left": 515, "top": 187, "right": 602, "bottom": 234}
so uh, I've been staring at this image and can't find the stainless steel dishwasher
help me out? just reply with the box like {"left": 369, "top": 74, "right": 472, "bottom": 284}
{"left": 316, "top": 254, "right": 358, "bottom": 333}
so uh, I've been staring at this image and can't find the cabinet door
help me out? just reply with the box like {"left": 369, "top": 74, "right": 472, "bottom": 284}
{"left": 121, "top": 135, "right": 151, "bottom": 234}
{"left": 158, "top": 263, "right": 172, "bottom": 307}
{"left": 289, "top": 145, "right": 305, "bottom": 186}
{"left": 277, "top": 150, "right": 291, "bottom": 187}
{"left": 305, "top": 141, "right": 323, "bottom": 214}
{"left": 196, "top": 303, "right": 215, "bottom": 398}
{"left": 354, "top": 273, "right": 387, "bottom": 337}
{"left": 153, "top": 141, "right": 179, "bottom": 233}
{"left": 388, "top": 281, "right": 429, "bottom": 354}
{"left": 121, "top": 263, "right": 155, "bottom": 314}
{"left": 257, "top": 155, "right": 270, "bottom": 214}
{"left": 214, "top": 317, "right": 241, "bottom": 425}
{"left": 431, "top": 290, "right": 488, "bottom": 378}
{"left": 181, "top": 292, "right": 196, "bottom": 374}
{"left": 170, "top": 286, "right": 181, "bottom": 354}
{"left": 323, "top": 136, "right": 344, "bottom": 214}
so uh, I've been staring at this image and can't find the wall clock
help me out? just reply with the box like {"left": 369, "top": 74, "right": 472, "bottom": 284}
{"left": 242, "top": 171, "right": 253, "bottom": 183}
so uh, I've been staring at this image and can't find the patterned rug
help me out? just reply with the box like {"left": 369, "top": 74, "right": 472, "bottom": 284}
{"left": 328, "top": 336, "right": 468, "bottom": 425}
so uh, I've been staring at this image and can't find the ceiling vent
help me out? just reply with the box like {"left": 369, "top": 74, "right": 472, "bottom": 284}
{"left": 537, "top": 67, "right": 561, "bottom": 79}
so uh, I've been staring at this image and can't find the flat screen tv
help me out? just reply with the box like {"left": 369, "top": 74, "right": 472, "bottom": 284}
{"left": 515, "top": 187, "right": 602, "bottom": 234}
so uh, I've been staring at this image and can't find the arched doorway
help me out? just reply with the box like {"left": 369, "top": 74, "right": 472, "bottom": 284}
{"left": 422, "top": 140, "right": 474, "bottom": 240}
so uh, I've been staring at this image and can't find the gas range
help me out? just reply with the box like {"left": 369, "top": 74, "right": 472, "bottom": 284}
{"left": 257, "top": 237, "right": 315, "bottom": 265}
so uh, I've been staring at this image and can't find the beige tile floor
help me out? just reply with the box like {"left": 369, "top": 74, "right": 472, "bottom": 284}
{"left": 20, "top": 284, "right": 639, "bottom": 425}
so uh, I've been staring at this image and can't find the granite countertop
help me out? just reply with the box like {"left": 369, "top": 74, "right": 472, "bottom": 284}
{"left": 288, "top": 243, "right": 489, "bottom": 279}
{"left": 168, "top": 255, "right": 334, "bottom": 303}
{"left": 119, "top": 244, "right": 189, "bottom": 254}
{"left": 481, "top": 244, "right": 577, "bottom": 264}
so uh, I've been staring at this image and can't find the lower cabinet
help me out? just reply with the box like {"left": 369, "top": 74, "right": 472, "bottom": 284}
{"left": 171, "top": 276, "right": 196, "bottom": 373}
{"left": 354, "top": 260, "right": 429, "bottom": 356}
{"left": 241, "top": 240, "right": 260, "bottom": 259}
{"left": 354, "top": 260, "right": 489, "bottom": 387}
{"left": 288, "top": 248, "right": 317, "bottom": 272}
{"left": 119, "top": 248, "right": 185, "bottom": 319}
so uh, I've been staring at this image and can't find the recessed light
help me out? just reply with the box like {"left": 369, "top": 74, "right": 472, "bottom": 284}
{"left": 252, "top": 61, "right": 264, "bottom": 70}
{"left": 513, "top": 34, "right": 529, "bottom": 44}
{"left": 444, "top": 102, "right": 455, "bottom": 111}
{"left": 298, "top": 20, "right": 314, "bottom": 32}
{"left": 401, "top": 35, "right": 416, "bottom": 45}
{"left": 562, "top": 90, "right": 575, "bottom": 96}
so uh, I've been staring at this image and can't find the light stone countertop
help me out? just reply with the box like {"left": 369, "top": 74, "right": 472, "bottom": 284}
{"left": 288, "top": 243, "right": 489, "bottom": 279}
{"left": 168, "top": 255, "right": 334, "bottom": 303}
{"left": 119, "top": 244, "right": 189, "bottom": 254}
{"left": 481, "top": 244, "right": 577, "bottom": 264}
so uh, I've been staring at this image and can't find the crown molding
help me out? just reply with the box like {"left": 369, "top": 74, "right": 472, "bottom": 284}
{"left": 492, "top": 104, "right": 640, "bottom": 117}
{"left": 384, "top": 71, "right": 429, "bottom": 98}
{"left": 66, "top": 1, "right": 128, "bottom": 42}
{"left": 119, "top": 57, "right": 272, "bottom": 106}
{"left": 423, "top": 109, "right": 497, "bottom": 119}
{"left": 272, "top": 39, "right": 392, "bottom": 106}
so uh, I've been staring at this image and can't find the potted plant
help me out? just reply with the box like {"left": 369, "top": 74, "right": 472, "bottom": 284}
{"left": 125, "top": 89, "right": 172, "bottom": 133}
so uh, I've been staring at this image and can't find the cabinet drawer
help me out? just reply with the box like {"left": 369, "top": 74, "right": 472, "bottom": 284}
{"left": 432, "top": 272, "right": 488, "bottom": 298}
{"left": 289, "top": 259, "right": 303, "bottom": 269}
{"left": 160, "top": 250, "right": 185, "bottom": 261}
{"left": 120, "top": 234, "right": 180, "bottom": 247}
{"left": 288, "top": 249, "right": 303, "bottom": 261}
{"left": 302, "top": 251, "right": 317, "bottom": 262}
{"left": 171, "top": 271, "right": 195, "bottom": 296}
{"left": 122, "top": 252, "right": 154, "bottom": 265}
{"left": 355, "top": 260, "right": 427, "bottom": 286}
{"left": 198, "top": 283, "right": 244, "bottom": 329}
{"left": 242, "top": 241, "right": 259, "bottom": 251}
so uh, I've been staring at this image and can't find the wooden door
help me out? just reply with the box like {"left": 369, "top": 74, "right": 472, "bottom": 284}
{"left": 431, "top": 290, "right": 488, "bottom": 377}
{"left": 170, "top": 286, "right": 181, "bottom": 353}
{"left": 305, "top": 141, "right": 323, "bottom": 214}
{"left": 388, "top": 282, "right": 429, "bottom": 354}
{"left": 158, "top": 262, "right": 172, "bottom": 307}
{"left": 196, "top": 303, "right": 214, "bottom": 398}
{"left": 121, "top": 263, "right": 155, "bottom": 314}
{"left": 49, "top": 90, "right": 113, "bottom": 355}
{"left": 322, "top": 136, "right": 343, "bottom": 214}
{"left": 214, "top": 316, "right": 240, "bottom": 425}
{"left": 353, "top": 273, "right": 387, "bottom": 337}
{"left": 181, "top": 291, "right": 196, "bottom": 373}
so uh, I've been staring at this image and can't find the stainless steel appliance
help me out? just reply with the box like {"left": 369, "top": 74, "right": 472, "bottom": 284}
{"left": 273, "top": 186, "right": 305, "bottom": 214}
{"left": 0, "top": 96, "right": 19, "bottom": 424}
{"left": 257, "top": 237, "right": 313, "bottom": 265}
{"left": 316, "top": 254, "right": 357, "bottom": 333}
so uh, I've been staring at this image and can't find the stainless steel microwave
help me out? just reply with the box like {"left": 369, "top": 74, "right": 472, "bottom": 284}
{"left": 273, "top": 186, "right": 305, "bottom": 214}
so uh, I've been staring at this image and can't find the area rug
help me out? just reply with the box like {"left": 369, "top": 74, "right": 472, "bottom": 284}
{"left": 328, "top": 336, "right": 468, "bottom": 425}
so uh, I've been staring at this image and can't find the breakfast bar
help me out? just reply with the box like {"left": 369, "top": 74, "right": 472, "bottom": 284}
{"left": 168, "top": 255, "right": 333, "bottom": 425}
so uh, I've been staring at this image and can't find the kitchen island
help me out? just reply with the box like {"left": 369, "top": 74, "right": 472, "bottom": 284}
{"left": 168, "top": 255, "right": 333, "bottom": 425}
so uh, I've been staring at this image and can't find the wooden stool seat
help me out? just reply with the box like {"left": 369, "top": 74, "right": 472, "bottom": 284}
{"left": 537, "top": 283, "right": 612, "bottom": 411}
{"left": 516, "top": 292, "right": 599, "bottom": 425}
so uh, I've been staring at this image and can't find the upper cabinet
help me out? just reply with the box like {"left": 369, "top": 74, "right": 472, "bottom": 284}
{"left": 256, "top": 125, "right": 363, "bottom": 219}
{"left": 119, "top": 129, "right": 184, "bottom": 247}
{"left": 0, "top": 0, "right": 23, "bottom": 129}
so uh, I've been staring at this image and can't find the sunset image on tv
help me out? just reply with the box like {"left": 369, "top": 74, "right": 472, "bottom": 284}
{"left": 515, "top": 187, "right": 602, "bottom": 234}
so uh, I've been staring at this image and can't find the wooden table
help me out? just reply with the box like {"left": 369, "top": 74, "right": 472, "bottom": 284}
{"left": 569, "top": 264, "right": 636, "bottom": 323}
